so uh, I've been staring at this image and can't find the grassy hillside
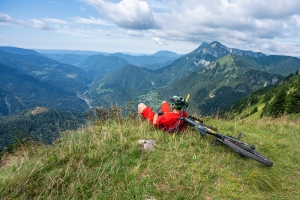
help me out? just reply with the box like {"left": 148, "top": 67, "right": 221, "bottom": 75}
{"left": 0, "top": 108, "right": 299, "bottom": 199}
{"left": 221, "top": 73, "right": 300, "bottom": 120}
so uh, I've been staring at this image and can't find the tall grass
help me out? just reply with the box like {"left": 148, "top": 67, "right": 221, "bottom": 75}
{"left": 0, "top": 111, "right": 299, "bottom": 199}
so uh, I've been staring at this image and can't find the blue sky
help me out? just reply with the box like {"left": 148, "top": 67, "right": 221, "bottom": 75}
{"left": 0, "top": 0, "right": 300, "bottom": 56}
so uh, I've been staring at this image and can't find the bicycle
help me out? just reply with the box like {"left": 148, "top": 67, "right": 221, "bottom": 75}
{"left": 173, "top": 94, "right": 274, "bottom": 167}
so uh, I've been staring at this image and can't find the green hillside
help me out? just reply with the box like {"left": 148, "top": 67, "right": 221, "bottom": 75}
{"left": 85, "top": 53, "right": 278, "bottom": 110}
{"left": 0, "top": 106, "right": 299, "bottom": 199}
{"left": 157, "top": 55, "right": 284, "bottom": 115}
{"left": 0, "top": 46, "right": 41, "bottom": 55}
{"left": 0, "top": 107, "right": 86, "bottom": 151}
{"left": 0, "top": 88, "right": 36, "bottom": 117}
{"left": 0, "top": 50, "right": 93, "bottom": 93}
{"left": 78, "top": 54, "right": 129, "bottom": 77}
{"left": 87, "top": 64, "right": 157, "bottom": 106}
{"left": 84, "top": 41, "right": 299, "bottom": 114}
{"left": 0, "top": 64, "right": 89, "bottom": 116}
{"left": 255, "top": 55, "right": 300, "bottom": 76}
{"left": 221, "top": 72, "right": 300, "bottom": 120}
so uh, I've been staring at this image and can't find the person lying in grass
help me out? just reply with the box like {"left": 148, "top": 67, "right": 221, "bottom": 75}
{"left": 138, "top": 95, "right": 188, "bottom": 133}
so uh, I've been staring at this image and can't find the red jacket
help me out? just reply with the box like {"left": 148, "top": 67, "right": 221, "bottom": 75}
{"left": 156, "top": 111, "right": 188, "bottom": 132}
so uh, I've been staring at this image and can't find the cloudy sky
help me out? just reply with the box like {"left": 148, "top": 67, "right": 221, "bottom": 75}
{"left": 0, "top": 0, "right": 300, "bottom": 56}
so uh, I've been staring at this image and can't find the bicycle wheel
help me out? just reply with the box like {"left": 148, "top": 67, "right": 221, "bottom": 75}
{"left": 223, "top": 138, "right": 273, "bottom": 167}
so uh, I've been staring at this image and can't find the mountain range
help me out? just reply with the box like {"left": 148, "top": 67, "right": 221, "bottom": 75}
{"left": 1, "top": 41, "right": 299, "bottom": 116}
{"left": 85, "top": 41, "right": 298, "bottom": 113}
{"left": 0, "top": 63, "right": 89, "bottom": 116}
{"left": 0, "top": 41, "right": 299, "bottom": 149}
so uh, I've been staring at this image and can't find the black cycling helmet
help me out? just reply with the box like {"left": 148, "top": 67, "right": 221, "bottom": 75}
{"left": 169, "top": 95, "right": 185, "bottom": 109}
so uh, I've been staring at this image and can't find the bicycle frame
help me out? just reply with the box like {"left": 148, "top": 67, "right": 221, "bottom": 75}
{"left": 184, "top": 117, "right": 242, "bottom": 149}
{"left": 173, "top": 94, "right": 273, "bottom": 166}
{"left": 184, "top": 117, "right": 235, "bottom": 140}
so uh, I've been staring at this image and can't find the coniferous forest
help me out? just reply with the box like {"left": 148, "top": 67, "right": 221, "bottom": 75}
{"left": 220, "top": 71, "right": 300, "bottom": 119}
{"left": 0, "top": 109, "right": 86, "bottom": 152}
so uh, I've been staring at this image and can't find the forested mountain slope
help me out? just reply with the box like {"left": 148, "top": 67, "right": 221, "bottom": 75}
{"left": 78, "top": 54, "right": 129, "bottom": 77}
{"left": 87, "top": 64, "right": 156, "bottom": 105}
{"left": 0, "top": 107, "right": 86, "bottom": 151}
{"left": 156, "top": 54, "right": 284, "bottom": 115}
{"left": 0, "top": 64, "right": 88, "bottom": 116}
{"left": 0, "top": 49, "right": 93, "bottom": 93}
{"left": 220, "top": 71, "right": 300, "bottom": 119}
{"left": 253, "top": 55, "right": 300, "bottom": 76}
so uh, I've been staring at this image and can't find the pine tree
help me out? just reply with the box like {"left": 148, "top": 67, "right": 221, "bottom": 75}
{"left": 269, "top": 87, "right": 287, "bottom": 117}
{"left": 286, "top": 76, "right": 300, "bottom": 114}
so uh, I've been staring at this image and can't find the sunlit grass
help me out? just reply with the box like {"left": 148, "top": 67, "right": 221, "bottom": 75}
{"left": 0, "top": 114, "right": 299, "bottom": 199}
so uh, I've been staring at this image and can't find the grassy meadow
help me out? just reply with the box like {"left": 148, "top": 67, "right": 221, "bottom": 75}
{"left": 0, "top": 112, "right": 299, "bottom": 199}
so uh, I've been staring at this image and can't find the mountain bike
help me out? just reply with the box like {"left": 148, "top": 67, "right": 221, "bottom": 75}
{"left": 173, "top": 94, "right": 274, "bottom": 167}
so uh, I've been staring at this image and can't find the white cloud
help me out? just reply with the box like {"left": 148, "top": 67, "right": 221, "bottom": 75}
{"left": 25, "top": 19, "right": 50, "bottom": 29}
{"left": 75, "top": 16, "right": 111, "bottom": 26}
{"left": 141, "top": 0, "right": 300, "bottom": 55}
{"left": 43, "top": 18, "right": 67, "bottom": 25}
{"left": 1, "top": 1, "right": 300, "bottom": 56}
{"left": 0, "top": 13, "right": 14, "bottom": 23}
{"left": 0, "top": 12, "right": 52, "bottom": 30}
{"left": 235, "top": 0, "right": 300, "bottom": 19}
{"left": 152, "top": 37, "right": 168, "bottom": 45}
{"left": 86, "top": 0, "right": 159, "bottom": 29}
{"left": 0, "top": 12, "right": 116, "bottom": 37}
{"left": 127, "top": 30, "right": 143, "bottom": 37}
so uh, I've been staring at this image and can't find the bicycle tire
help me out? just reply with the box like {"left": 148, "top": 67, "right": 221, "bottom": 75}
{"left": 223, "top": 138, "right": 273, "bottom": 167}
